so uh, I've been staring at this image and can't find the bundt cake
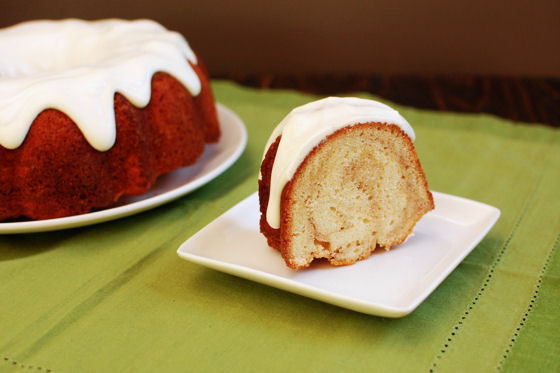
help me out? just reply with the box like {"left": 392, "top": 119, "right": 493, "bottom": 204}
{"left": 0, "top": 19, "right": 220, "bottom": 221}
{"left": 259, "top": 97, "right": 434, "bottom": 270}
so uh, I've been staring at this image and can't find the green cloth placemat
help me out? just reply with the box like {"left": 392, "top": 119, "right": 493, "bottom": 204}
{"left": 1, "top": 81, "right": 559, "bottom": 372}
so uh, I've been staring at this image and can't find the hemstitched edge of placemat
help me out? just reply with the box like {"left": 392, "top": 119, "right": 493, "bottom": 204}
{"left": 427, "top": 152, "right": 551, "bottom": 372}
{"left": 2, "top": 355, "right": 54, "bottom": 372}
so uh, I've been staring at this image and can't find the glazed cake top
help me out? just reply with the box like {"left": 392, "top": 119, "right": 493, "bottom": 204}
{"left": 0, "top": 19, "right": 200, "bottom": 151}
{"left": 262, "top": 97, "right": 415, "bottom": 229}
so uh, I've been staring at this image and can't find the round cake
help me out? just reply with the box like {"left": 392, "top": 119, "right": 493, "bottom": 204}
{"left": 0, "top": 19, "right": 220, "bottom": 221}
{"left": 259, "top": 97, "right": 434, "bottom": 270}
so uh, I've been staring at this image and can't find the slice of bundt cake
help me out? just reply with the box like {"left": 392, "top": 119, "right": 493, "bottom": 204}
{"left": 259, "top": 97, "right": 434, "bottom": 270}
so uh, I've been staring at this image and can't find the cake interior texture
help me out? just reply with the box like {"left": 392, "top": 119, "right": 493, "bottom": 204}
{"left": 259, "top": 122, "right": 434, "bottom": 270}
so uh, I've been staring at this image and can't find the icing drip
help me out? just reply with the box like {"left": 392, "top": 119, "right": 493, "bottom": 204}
{"left": 262, "top": 97, "right": 415, "bottom": 229}
{"left": 0, "top": 19, "right": 201, "bottom": 151}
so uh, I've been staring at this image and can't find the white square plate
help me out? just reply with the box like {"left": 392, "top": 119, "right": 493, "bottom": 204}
{"left": 177, "top": 191, "right": 499, "bottom": 317}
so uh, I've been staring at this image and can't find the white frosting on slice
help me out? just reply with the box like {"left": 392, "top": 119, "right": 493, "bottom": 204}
{"left": 263, "top": 97, "right": 415, "bottom": 229}
{"left": 0, "top": 19, "right": 201, "bottom": 151}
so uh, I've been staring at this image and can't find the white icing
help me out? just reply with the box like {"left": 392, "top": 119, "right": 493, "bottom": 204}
{"left": 263, "top": 97, "right": 415, "bottom": 229}
{"left": 0, "top": 18, "right": 201, "bottom": 151}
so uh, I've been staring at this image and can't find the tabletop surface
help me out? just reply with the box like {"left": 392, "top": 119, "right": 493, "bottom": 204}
{"left": 1, "top": 77, "right": 559, "bottom": 373}
{"left": 224, "top": 74, "right": 560, "bottom": 127}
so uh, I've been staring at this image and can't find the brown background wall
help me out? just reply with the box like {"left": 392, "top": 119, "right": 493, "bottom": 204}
{"left": 2, "top": 0, "right": 559, "bottom": 77}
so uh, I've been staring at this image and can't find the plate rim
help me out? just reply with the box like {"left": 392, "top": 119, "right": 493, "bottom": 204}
{"left": 0, "top": 103, "right": 247, "bottom": 234}
{"left": 177, "top": 191, "right": 500, "bottom": 318}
